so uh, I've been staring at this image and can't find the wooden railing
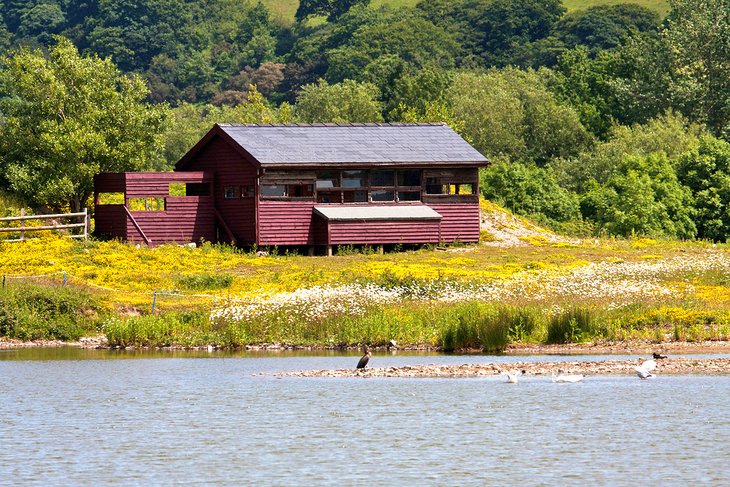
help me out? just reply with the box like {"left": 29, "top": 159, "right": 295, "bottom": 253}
{"left": 0, "top": 208, "right": 89, "bottom": 242}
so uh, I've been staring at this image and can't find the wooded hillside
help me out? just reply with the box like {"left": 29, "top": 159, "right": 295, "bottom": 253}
{"left": 0, "top": 0, "right": 728, "bottom": 241}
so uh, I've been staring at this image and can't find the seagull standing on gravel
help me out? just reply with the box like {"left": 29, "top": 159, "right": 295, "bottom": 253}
{"left": 635, "top": 359, "right": 657, "bottom": 379}
{"left": 503, "top": 370, "right": 526, "bottom": 383}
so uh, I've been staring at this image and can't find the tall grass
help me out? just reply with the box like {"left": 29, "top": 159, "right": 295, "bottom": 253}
{"left": 0, "top": 282, "right": 99, "bottom": 341}
{"left": 546, "top": 307, "right": 594, "bottom": 344}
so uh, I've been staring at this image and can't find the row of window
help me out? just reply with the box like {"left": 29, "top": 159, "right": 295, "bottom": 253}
{"left": 227, "top": 169, "right": 477, "bottom": 202}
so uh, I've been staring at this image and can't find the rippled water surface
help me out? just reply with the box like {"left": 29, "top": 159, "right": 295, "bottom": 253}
{"left": 2, "top": 348, "right": 729, "bottom": 485}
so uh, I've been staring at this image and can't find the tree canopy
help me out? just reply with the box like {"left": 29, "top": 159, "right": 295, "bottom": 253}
{"left": 0, "top": 37, "right": 168, "bottom": 211}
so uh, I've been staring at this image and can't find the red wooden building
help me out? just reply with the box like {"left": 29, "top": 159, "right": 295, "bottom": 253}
{"left": 93, "top": 123, "right": 489, "bottom": 253}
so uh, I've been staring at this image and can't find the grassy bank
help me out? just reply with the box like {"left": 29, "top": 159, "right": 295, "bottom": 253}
{"left": 1, "top": 230, "right": 729, "bottom": 350}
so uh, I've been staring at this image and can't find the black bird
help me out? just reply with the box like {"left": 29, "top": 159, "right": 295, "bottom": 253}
{"left": 356, "top": 346, "right": 371, "bottom": 369}
{"left": 653, "top": 352, "right": 668, "bottom": 360}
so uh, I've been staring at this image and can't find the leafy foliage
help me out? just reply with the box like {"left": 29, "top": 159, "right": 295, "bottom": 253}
{"left": 0, "top": 37, "right": 168, "bottom": 210}
{"left": 294, "top": 78, "right": 383, "bottom": 122}
{"left": 677, "top": 136, "right": 730, "bottom": 241}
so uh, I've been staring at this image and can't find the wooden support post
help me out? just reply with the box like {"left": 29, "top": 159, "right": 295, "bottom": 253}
{"left": 83, "top": 208, "right": 89, "bottom": 240}
{"left": 19, "top": 208, "right": 25, "bottom": 242}
{"left": 378, "top": 244, "right": 384, "bottom": 255}
{"left": 308, "top": 246, "right": 315, "bottom": 257}
{"left": 326, "top": 245, "right": 333, "bottom": 257}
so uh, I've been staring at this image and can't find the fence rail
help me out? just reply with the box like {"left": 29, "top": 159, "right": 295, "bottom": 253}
{"left": 0, "top": 208, "right": 89, "bottom": 242}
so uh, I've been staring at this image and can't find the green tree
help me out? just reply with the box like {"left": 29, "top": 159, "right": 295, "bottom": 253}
{"left": 556, "top": 5, "right": 660, "bottom": 55}
{"left": 161, "top": 85, "right": 292, "bottom": 167}
{"left": 581, "top": 153, "right": 696, "bottom": 238}
{"left": 294, "top": 79, "right": 383, "bottom": 123}
{"left": 477, "top": 0, "right": 565, "bottom": 66}
{"left": 664, "top": 0, "right": 730, "bottom": 138}
{"left": 448, "top": 69, "right": 592, "bottom": 164}
{"left": 325, "top": 15, "right": 460, "bottom": 84}
{"left": 0, "top": 37, "right": 168, "bottom": 211}
{"left": 481, "top": 161, "right": 582, "bottom": 226}
{"left": 296, "top": 0, "right": 369, "bottom": 22}
{"left": 550, "top": 111, "right": 703, "bottom": 192}
{"left": 677, "top": 135, "right": 730, "bottom": 241}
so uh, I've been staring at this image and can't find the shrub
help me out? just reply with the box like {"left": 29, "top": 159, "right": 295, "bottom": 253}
{"left": 0, "top": 283, "right": 98, "bottom": 341}
{"left": 177, "top": 273, "right": 234, "bottom": 290}
{"left": 546, "top": 307, "right": 594, "bottom": 344}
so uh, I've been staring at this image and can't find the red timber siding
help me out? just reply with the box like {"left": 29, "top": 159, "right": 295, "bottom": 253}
{"left": 179, "top": 135, "right": 257, "bottom": 244}
{"left": 258, "top": 201, "right": 317, "bottom": 245}
{"left": 93, "top": 172, "right": 216, "bottom": 245}
{"left": 429, "top": 203, "right": 481, "bottom": 243}
{"left": 326, "top": 219, "right": 441, "bottom": 245}
{"left": 126, "top": 197, "right": 215, "bottom": 245}
{"left": 94, "top": 205, "right": 127, "bottom": 240}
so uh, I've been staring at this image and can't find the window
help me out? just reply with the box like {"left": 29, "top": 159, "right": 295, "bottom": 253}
{"left": 342, "top": 170, "right": 366, "bottom": 188}
{"left": 260, "top": 185, "right": 286, "bottom": 197}
{"left": 287, "top": 184, "right": 314, "bottom": 197}
{"left": 316, "top": 171, "right": 339, "bottom": 189}
{"left": 224, "top": 186, "right": 237, "bottom": 199}
{"left": 317, "top": 191, "right": 341, "bottom": 203}
{"left": 398, "top": 191, "right": 420, "bottom": 202}
{"left": 457, "top": 183, "right": 474, "bottom": 195}
{"left": 371, "top": 190, "right": 394, "bottom": 202}
{"left": 169, "top": 183, "right": 186, "bottom": 196}
{"left": 186, "top": 183, "right": 210, "bottom": 197}
{"left": 370, "top": 169, "right": 394, "bottom": 187}
{"left": 343, "top": 190, "right": 368, "bottom": 203}
{"left": 242, "top": 185, "right": 255, "bottom": 197}
{"left": 129, "top": 197, "right": 165, "bottom": 211}
{"left": 97, "top": 192, "right": 124, "bottom": 205}
{"left": 398, "top": 170, "right": 421, "bottom": 187}
{"left": 425, "top": 178, "right": 447, "bottom": 195}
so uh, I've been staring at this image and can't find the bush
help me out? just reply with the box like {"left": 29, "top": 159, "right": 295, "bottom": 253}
{"left": 481, "top": 161, "right": 582, "bottom": 226}
{"left": 0, "top": 283, "right": 98, "bottom": 341}
{"left": 177, "top": 273, "right": 234, "bottom": 290}
{"left": 546, "top": 307, "right": 594, "bottom": 344}
{"left": 441, "top": 304, "right": 540, "bottom": 353}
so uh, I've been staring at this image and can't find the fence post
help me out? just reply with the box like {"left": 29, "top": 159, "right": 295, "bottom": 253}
{"left": 83, "top": 208, "right": 89, "bottom": 240}
{"left": 63, "top": 271, "right": 67, "bottom": 287}
{"left": 20, "top": 208, "right": 25, "bottom": 242}
{"left": 2, "top": 275, "right": 4, "bottom": 288}
{"left": 151, "top": 291, "right": 157, "bottom": 314}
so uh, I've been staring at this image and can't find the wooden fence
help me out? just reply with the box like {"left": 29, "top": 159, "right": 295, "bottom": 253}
{"left": 0, "top": 208, "right": 89, "bottom": 242}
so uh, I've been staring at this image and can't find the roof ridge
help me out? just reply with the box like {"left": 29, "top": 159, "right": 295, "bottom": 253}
{"left": 217, "top": 122, "right": 447, "bottom": 128}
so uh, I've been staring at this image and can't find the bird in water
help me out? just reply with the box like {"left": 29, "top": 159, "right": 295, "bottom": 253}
{"left": 635, "top": 359, "right": 657, "bottom": 379}
{"left": 356, "top": 346, "right": 371, "bottom": 369}
{"left": 552, "top": 370, "right": 585, "bottom": 383}
{"left": 502, "top": 370, "right": 526, "bottom": 383}
{"left": 653, "top": 352, "right": 668, "bottom": 360}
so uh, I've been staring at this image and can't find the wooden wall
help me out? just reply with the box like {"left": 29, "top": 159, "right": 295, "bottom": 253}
{"left": 258, "top": 200, "right": 317, "bottom": 245}
{"left": 430, "top": 204, "right": 481, "bottom": 243}
{"left": 181, "top": 136, "right": 257, "bottom": 244}
{"left": 126, "top": 197, "right": 215, "bottom": 245}
{"left": 326, "top": 219, "right": 441, "bottom": 245}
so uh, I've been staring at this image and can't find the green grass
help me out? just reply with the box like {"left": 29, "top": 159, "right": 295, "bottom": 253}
{"left": 0, "top": 282, "right": 100, "bottom": 341}
{"left": 260, "top": 0, "right": 669, "bottom": 24}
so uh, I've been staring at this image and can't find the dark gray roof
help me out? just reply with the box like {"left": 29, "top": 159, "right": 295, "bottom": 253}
{"left": 217, "top": 123, "right": 488, "bottom": 166}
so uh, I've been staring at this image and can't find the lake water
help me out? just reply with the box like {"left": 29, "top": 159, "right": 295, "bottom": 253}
{"left": 2, "top": 348, "right": 729, "bottom": 486}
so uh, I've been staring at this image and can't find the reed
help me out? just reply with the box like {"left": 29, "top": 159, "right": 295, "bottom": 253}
{"left": 0, "top": 282, "right": 98, "bottom": 341}
{"left": 546, "top": 307, "right": 594, "bottom": 344}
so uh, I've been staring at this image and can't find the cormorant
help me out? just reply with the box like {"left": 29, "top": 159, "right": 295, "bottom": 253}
{"left": 356, "top": 346, "right": 371, "bottom": 369}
